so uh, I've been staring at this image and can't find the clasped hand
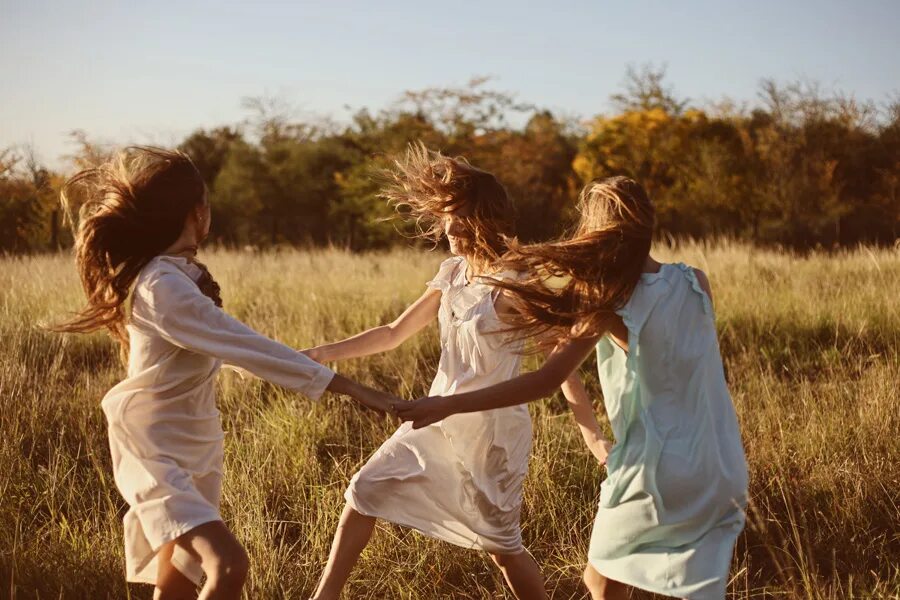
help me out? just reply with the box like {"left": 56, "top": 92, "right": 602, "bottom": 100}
{"left": 391, "top": 395, "right": 450, "bottom": 429}
{"left": 351, "top": 387, "right": 451, "bottom": 428}
{"left": 355, "top": 389, "right": 449, "bottom": 428}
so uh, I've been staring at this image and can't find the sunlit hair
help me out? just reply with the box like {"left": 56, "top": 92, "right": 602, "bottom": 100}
{"left": 381, "top": 142, "right": 515, "bottom": 273}
{"left": 492, "top": 176, "right": 655, "bottom": 343}
{"left": 52, "top": 146, "right": 210, "bottom": 357}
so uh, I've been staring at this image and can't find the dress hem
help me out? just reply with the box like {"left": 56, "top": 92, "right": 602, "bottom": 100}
{"left": 126, "top": 515, "right": 223, "bottom": 586}
{"left": 588, "top": 557, "right": 721, "bottom": 600}
{"left": 344, "top": 494, "right": 524, "bottom": 555}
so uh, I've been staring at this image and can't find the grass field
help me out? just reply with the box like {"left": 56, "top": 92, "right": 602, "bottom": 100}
{"left": 1, "top": 242, "right": 898, "bottom": 599}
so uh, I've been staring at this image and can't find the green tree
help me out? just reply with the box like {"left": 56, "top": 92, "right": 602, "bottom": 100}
{"left": 178, "top": 127, "right": 243, "bottom": 190}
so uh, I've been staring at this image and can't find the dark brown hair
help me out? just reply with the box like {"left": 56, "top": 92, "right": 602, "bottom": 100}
{"left": 53, "top": 146, "right": 208, "bottom": 354}
{"left": 381, "top": 142, "right": 515, "bottom": 273}
{"left": 493, "top": 176, "right": 655, "bottom": 342}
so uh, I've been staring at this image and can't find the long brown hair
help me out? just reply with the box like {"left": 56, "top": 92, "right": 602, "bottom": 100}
{"left": 381, "top": 142, "right": 515, "bottom": 273}
{"left": 493, "top": 176, "right": 655, "bottom": 342}
{"left": 53, "top": 146, "right": 208, "bottom": 354}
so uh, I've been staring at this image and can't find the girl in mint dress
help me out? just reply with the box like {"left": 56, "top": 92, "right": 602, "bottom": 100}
{"left": 588, "top": 261, "right": 748, "bottom": 598}
{"left": 398, "top": 176, "right": 749, "bottom": 599}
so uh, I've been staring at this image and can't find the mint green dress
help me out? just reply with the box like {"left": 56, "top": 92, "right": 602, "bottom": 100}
{"left": 589, "top": 263, "right": 748, "bottom": 599}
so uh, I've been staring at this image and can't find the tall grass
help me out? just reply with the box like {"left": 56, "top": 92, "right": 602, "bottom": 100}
{"left": 1, "top": 242, "right": 897, "bottom": 599}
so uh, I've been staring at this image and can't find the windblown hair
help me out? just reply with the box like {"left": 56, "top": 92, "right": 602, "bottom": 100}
{"left": 53, "top": 146, "right": 212, "bottom": 357}
{"left": 381, "top": 142, "right": 515, "bottom": 273}
{"left": 493, "top": 176, "right": 655, "bottom": 343}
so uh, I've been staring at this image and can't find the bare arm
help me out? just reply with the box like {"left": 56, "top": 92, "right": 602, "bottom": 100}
{"left": 559, "top": 370, "right": 613, "bottom": 465}
{"left": 305, "top": 288, "right": 441, "bottom": 362}
{"left": 533, "top": 325, "right": 611, "bottom": 465}
{"left": 326, "top": 373, "right": 403, "bottom": 415}
{"left": 395, "top": 335, "right": 600, "bottom": 428}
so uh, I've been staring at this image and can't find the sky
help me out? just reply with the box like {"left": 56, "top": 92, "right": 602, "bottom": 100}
{"left": 2, "top": 0, "right": 898, "bottom": 169}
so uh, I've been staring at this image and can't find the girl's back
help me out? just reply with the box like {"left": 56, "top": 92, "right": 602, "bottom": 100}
{"left": 592, "top": 263, "right": 748, "bottom": 599}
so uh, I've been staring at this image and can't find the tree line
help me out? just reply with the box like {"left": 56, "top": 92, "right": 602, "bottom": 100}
{"left": 2, "top": 67, "right": 898, "bottom": 254}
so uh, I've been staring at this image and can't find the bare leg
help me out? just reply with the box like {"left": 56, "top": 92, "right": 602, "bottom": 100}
{"left": 583, "top": 563, "right": 628, "bottom": 600}
{"left": 312, "top": 504, "right": 377, "bottom": 600}
{"left": 489, "top": 549, "right": 548, "bottom": 600}
{"left": 175, "top": 520, "right": 250, "bottom": 600}
{"left": 154, "top": 541, "right": 199, "bottom": 600}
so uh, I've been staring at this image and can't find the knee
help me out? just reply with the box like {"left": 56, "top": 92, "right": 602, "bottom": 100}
{"left": 340, "top": 504, "right": 376, "bottom": 529}
{"left": 582, "top": 564, "right": 603, "bottom": 590}
{"left": 489, "top": 551, "right": 519, "bottom": 569}
{"left": 154, "top": 589, "right": 194, "bottom": 600}
{"left": 207, "top": 546, "right": 250, "bottom": 585}
{"left": 583, "top": 565, "right": 625, "bottom": 600}
{"left": 342, "top": 504, "right": 366, "bottom": 522}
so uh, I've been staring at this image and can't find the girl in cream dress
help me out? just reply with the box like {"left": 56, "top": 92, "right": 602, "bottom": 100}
{"left": 309, "top": 144, "right": 608, "bottom": 600}
{"left": 55, "top": 147, "right": 396, "bottom": 599}
{"left": 345, "top": 254, "right": 530, "bottom": 551}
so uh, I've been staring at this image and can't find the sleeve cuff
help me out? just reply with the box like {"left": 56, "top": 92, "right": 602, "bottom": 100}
{"left": 305, "top": 364, "right": 336, "bottom": 400}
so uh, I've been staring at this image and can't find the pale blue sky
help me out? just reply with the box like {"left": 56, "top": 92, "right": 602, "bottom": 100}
{"left": 2, "top": 0, "right": 898, "bottom": 168}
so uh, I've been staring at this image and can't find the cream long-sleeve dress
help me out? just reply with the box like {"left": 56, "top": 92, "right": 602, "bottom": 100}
{"left": 101, "top": 255, "right": 334, "bottom": 585}
{"left": 344, "top": 256, "right": 532, "bottom": 554}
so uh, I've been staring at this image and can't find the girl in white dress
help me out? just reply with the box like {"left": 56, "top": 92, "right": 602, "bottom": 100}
{"left": 307, "top": 144, "right": 609, "bottom": 600}
{"left": 398, "top": 177, "right": 749, "bottom": 600}
{"left": 54, "top": 147, "right": 397, "bottom": 600}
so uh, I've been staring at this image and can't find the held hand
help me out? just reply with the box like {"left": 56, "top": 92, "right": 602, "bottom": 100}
{"left": 356, "top": 387, "right": 401, "bottom": 416}
{"left": 590, "top": 438, "right": 614, "bottom": 466}
{"left": 393, "top": 395, "right": 451, "bottom": 429}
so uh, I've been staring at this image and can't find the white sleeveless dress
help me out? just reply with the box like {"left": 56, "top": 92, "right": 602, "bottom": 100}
{"left": 589, "top": 263, "right": 748, "bottom": 599}
{"left": 102, "top": 256, "right": 335, "bottom": 585}
{"left": 345, "top": 256, "right": 532, "bottom": 553}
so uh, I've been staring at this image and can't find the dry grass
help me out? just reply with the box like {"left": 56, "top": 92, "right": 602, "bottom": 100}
{"left": 1, "top": 241, "right": 898, "bottom": 599}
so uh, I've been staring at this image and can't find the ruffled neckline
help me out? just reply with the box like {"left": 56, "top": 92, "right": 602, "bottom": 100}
{"left": 448, "top": 259, "right": 496, "bottom": 320}
{"left": 427, "top": 256, "right": 509, "bottom": 323}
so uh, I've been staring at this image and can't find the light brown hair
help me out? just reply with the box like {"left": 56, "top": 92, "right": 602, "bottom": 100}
{"left": 493, "top": 176, "right": 655, "bottom": 342}
{"left": 381, "top": 142, "right": 515, "bottom": 273}
{"left": 53, "top": 146, "right": 208, "bottom": 355}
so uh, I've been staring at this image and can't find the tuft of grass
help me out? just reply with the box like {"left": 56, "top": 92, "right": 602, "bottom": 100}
{"left": 0, "top": 242, "right": 897, "bottom": 598}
